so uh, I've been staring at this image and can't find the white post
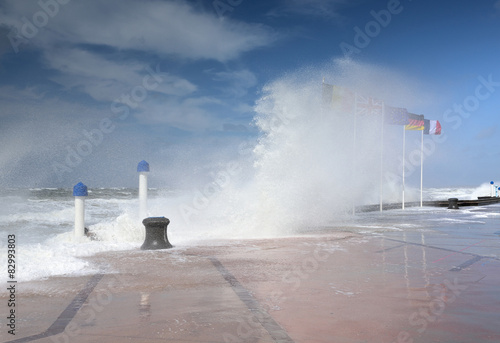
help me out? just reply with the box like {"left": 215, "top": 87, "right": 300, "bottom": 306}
{"left": 139, "top": 172, "right": 148, "bottom": 218}
{"left": 420, "top": 130, "right": 424, "bottom": 207}
{"left": 402, "top": 126, "right": 406, "bottom": 210}
{"left": 138, "top": 160, "right": 150, "bottom": 220}
{"left": 73, "top": 182, "right": 88, "bottom": 238}
{"left": 490, "top": 181, "right": 495, "bottom": 197}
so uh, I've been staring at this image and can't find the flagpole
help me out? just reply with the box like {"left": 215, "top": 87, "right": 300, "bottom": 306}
{"left": 380, "top": 102, "right": 385, "bottom": 212}
{"left": 402, "top": 125, "right": 406, "bottom": 210}
{"left": 420, "top": 129, "right": 424, "bottom": 207}
{"left": 321, "top": 78, "right": 326, "bottom": 121}
{"left": 352, "top": 93, "right": 358, "bottom": 215}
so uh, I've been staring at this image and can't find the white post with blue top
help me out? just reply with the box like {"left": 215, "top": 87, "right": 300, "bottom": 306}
{"left": 73, "top": 182, "right": 88, "bottom": 238}
{"left": 490, "top": 181, "right": 495, "bottom": 197}
{"left": 138, "top": 160, "right": 150, "bottom": 220}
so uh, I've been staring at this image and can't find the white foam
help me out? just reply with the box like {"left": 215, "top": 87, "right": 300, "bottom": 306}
{"left": 424, "top": 183, "right": 496, "bottom": 201}
{"left": 0, "top": 207, "right": 74, "bottom": 224}
{"left": 0, "top": 212, "right": 146, "bottom": 287}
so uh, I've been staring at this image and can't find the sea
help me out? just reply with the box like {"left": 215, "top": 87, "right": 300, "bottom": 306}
{"left": 1, "top": 183, "right": 499, "bottom": 286}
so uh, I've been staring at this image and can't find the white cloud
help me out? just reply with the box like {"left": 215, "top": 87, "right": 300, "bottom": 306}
{"left": 1, "top": 0, "right": 276, "bottom": 61}
{"left": 135, "top": 96, "right": 223, "bottom": 131}
{"left": 43, "top": 48, "right": 143, "bottom": 102}
{"left": 208, "top": 69, "right": 258, "bottom": 97}
{"left": 44, "top": 48, "right": 142, "bottom": 84}
{"left": 43, "top": 48, "right": 197, "bottom": 102}
{"left": 0, "top": 0, "right": 273, "bottom": 131}
{"left": 233, "top": 102, "right": 255, "bottom": 114}
{"left": 0, "top": 85, "right": 46, "bottom": 105}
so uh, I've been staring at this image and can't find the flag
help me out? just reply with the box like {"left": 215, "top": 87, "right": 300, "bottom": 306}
{"left": 355, "top": 93, "right": 383, "bottom": 116}
{"left": 405, "top": 114, "right": 425, "bottom": 130}
{"left": 322, "top": 82, "right": 334, "bottom": 106}
{"left": 333, "top": 85, "right": 355, "bottom": 114}
{"left": 322, "top": 83, "right": 354, "bottom": 114}
{"left": 385, "top": 106, "right": 409, "bottom": 125}
{"left": 424, "top": 119, "right": 441, "bottom": 135}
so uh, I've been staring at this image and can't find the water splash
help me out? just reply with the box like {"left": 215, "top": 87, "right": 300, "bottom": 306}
{"left": 157, "top": 58, "right": 428, "bottom": 239}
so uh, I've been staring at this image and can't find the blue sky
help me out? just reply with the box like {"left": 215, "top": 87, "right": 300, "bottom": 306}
{"left": 0, "top": 0, "right": 500, "bottom": 189}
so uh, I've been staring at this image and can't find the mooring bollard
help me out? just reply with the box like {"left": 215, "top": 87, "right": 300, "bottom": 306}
{"left": 141, "top": 217, "right": 172, "bottom": 250}
{"left": 137, "top": 160, "right": 150, "bottom": 220}
{"left": 73, "top": 182, "right": 88, "bottom": 237}
{"left": 448, "top": 198, "right": 459, "bottom": 210}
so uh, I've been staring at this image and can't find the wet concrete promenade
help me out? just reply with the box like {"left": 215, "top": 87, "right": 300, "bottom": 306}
{"left": 2, "top": 226, "right": 500, "bottom": 343}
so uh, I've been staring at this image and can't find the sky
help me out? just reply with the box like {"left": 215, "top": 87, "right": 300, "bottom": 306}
{"left": 0, "top": 0, "right": 500, "bottom": 189}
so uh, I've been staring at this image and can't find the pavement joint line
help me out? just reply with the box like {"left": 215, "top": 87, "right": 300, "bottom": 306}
{"left": 450, "top": 256, "right": 484, "bottom": 272}
{"left": 208, "top": 256, "right": 295, "bottom": 343}
{"left": 5, "top": 273, "right": 105, "bottom": 343}
{"left": 379, "top": 237, "right": 500, "bottom": 262}
{"left": 375, "top": 243, "right": 406, "bottom": 253}
{"left": 432, "top": 239, "right": 487, "bottom": 263}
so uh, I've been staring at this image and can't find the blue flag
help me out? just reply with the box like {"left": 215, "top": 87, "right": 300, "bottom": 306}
{"left": 385, "top": 106, "right": 409, "bottom": 125}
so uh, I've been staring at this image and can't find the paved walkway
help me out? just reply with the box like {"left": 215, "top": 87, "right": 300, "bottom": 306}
{"left": 2, "top": 229, "right": 500, "bottom": 343}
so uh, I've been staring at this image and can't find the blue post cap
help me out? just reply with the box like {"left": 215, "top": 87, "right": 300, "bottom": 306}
{"left": 491, "top": 181, "right": 495, "bottom": 185}
{"left": 137, "top": 160, "right": 150, "bottom": 172}
{"left": 73, "top": 182, "right": 88, "bottom": 196}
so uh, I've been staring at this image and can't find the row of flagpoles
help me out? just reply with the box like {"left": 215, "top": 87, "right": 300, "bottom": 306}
{"left": 322, "top": 80, "right": 442, "bottom": 211}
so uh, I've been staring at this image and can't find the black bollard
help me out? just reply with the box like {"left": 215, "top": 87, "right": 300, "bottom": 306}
{"left": 141, "top": 217, "right": 173, "bottom": 250}
{"left": 448, "top": 198, "right": 459, "bottom": 209}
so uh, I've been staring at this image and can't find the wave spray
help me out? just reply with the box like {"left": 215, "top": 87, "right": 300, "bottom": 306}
{"left": 162, "top": 59, "right": 421, "bottom": 240}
